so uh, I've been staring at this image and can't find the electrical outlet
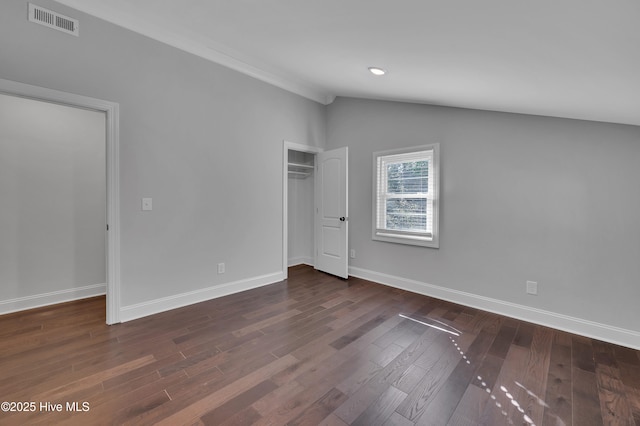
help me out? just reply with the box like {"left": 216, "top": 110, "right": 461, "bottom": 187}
{"left": 526, "top": 281, "right": 538, "bottom": 295}
{"left": 350, "top": 249, "right": 356, "bottom": 259}
{"left": 218, "top": 263, "right": 225, "bottom": 274}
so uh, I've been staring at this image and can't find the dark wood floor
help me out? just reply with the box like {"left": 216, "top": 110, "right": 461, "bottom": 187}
{"left": 1, "top": 265, "right": 638, "bottom": 425}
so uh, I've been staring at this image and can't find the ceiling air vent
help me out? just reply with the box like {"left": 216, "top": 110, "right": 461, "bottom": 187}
{"left": 28, "top": 3, "right": 79, "bottom": 36}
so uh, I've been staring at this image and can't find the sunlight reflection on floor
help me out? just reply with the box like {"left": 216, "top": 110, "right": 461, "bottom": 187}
{"left": 399, "top": 313, "right": 566, "bottom": 426}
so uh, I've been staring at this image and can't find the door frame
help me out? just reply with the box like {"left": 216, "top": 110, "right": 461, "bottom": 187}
{"left": 282, "top": 140, "right": 323, "bottom": 280}
{"left": 0, "top": 78, "right": 121, "bottom": 324}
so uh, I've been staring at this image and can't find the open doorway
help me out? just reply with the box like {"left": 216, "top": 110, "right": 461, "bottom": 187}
{"left": 283, "top": 141, "right": 322, "bottom": 279}
{"left": 0, "top": 79, "right": 120, "bottom": 324}
{"left": 282, "top": 141, "right": 349, "bottom": 280}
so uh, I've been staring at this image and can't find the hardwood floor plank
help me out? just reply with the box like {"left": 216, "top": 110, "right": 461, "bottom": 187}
{"left": 462, "top": 310, "right": 503, "bottom": 335}
{"left": 543, "top": 332, "right": 572, "bottom": 426}
{"left": 251, "top": 380, "right": 306, "bottom": 416}
{"left": 319, "top": 413, "right": 350, "bottom": 426}
{"left": 102, "top": 352, "right": 184, "bottom": 390}
{"left": 182, "top": 351, "right": 278, "bottom": 398}
{"left": 232, "top": 308, "right": 302, "bottom": 336}
{"left": 393, "top": 364, "right": 428, "bottom": 395}
{"left": 110, "top": 389, "right": 173, "bottom": 425}
{"left": 271, "top": 324, "right": 335, "bottom": 358}
{"left": 288, "top": 387, "right": 349, "bottom": 426}
{"left": 572, "top": 335, "right": 597, "bottom": 373}
{"left": 53, "top": 369, "right": 187, "bottom": 425}
{"left": 295, "top": 308, "right": 407, "bottom": 365}
{"left": 592, "top": 339, "right": 619, "bottom": 368}
{"left": 394, "top": 322, "right": 431, "bottom": 349}
{"left": 384, "top": 411, "right": 415, "bottom": 426}
{"left": 395, "top": 333, "right": 462, "bottom": 420}
{"left": 448, "top": 324, "right": 531, "bottom": 425}
{"left": 199, "top": 379, "right": 278, "bottom": 425}
{"left": 618, "top": 361, "right": 640, "bottom": 393}
{"left": 487, "top": 323, "right": 517, "bottom": 359}
{"left": 1, "top": 266, "right": 638, "bottom": 425}
{"left": 331, "top": 313, "right": 395, "bottom": 350}
{"left": 512, "top": 322, "right": 536, "bottom": 349}
{"left": 216, "top": 406, "right": 262, "bottom": 426}
{"left": 471, "top": 353, "right": 504, "bottom": 394}
{"left": 373, "top": 319, "right": 422, "bottom": 350}
{"left": 447, "top": 350, "right": 504, "bottom": 425}
{"left": 518, "top": 326, "right": 553, "bottom": 425}
{"left": 333, "top": 328, "right": 444, "bottom": 424}
{"left": 614, "top": 346, "right": 640, "bottom": 367}
{"left": 154, "top": 354, "right": 298, "bottom": 425}
{"left": 270, "top": 342, "right": 337, "bottom": 387}
{"left": 293, "top": 308, "right": 412, "bottom": 389}
{"left": 411, "top": 330, "right": 496, "bottom": 425}
{"left": 336, "top": 361, "right": 384, "bottom": 396}
{"left": 252, "top": 352, "right": 372, "bottom": 426}
{"left": 477, "top": 344, "right": 530, "bottom": 426}
{"left": 372, "top": 343, "right": 406, "bottom": 368}
{"left": 573, "top": 366, "right": 604, "bottom": 426}
{"left": 34, "top": 354, "right": 156, "bottom": 401}
{"left": 446, "top": 384, "right": 492, "bottom": 426}
{"left": 352, "top": 385, "right": 408, "bottom": 426}
{"left": 596, "top": 364, "right": 636, "bottom": 425}
{"left": 327, "top": 292, "right": 396, "bottom": 330}
{"left": 440, "top": 302, "right": 464, "bottom": 322}
{"left": 0, "top": 329, "right": 118, "bottom": 378}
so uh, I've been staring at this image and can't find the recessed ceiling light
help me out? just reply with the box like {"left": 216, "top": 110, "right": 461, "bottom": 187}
{"left": 368, "top": 67, "right": 386, "bottom": 76}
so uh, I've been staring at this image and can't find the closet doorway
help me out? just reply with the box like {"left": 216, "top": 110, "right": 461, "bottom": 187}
{"left": 283, "top": 141, "right": 348, "bottom": 280}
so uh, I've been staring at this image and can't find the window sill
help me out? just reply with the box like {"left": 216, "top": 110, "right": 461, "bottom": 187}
{"left": 373, "top": 231, "right": 439, "bottom": 248}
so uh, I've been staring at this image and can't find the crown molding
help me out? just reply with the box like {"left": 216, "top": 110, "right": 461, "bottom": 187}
{"left": 52, "top": 1, "right": 335, "bottom": 105}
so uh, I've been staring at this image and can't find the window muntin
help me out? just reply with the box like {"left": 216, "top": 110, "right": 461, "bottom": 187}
{"left": 373, "top": 144, "right": 439, "bottom": 247}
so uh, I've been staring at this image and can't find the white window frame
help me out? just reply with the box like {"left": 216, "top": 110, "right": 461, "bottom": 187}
{"left": 372, "top": 143, "right": 440, "bottom": 248}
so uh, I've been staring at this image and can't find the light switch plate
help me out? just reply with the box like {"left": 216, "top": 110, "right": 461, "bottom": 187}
{"left": 142, "top": 198, "right": 152, "bottom": 211}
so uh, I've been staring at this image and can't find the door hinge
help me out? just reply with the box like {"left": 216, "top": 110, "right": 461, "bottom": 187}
{"left": 106, "top": 224, "right": 109, "bottom": 231}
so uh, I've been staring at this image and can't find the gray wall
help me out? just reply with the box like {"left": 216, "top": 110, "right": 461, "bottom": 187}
{"left": 0, "top": 93, "right": 106, "bottom": 301}
{"left": 0, "top": 0, "right": 325, "bottom": 308}
{"left": 327, "top": 97, "right": 640, "bottom": 331}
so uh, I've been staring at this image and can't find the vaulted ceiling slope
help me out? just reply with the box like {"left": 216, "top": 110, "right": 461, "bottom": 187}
{"left": 54, "top": 0, "right": 640, "bottom": 126}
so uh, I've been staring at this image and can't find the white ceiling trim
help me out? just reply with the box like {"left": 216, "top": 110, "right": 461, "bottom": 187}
{"left": 52, "top": 0, "right": 335, "bottom": 105}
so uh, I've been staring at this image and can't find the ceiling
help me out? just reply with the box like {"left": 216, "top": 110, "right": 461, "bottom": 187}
{"left": 53, "top": 0, "right": 640, "bottom": 126}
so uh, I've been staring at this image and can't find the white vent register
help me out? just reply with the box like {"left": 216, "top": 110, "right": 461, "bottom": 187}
{"left": 28, "top": 3, "right": 79, "bottom": 36}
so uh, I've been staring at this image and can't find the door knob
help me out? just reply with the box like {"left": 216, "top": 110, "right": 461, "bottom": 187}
{"left": 339, "top": 217, "right": 346, "bottom": 222}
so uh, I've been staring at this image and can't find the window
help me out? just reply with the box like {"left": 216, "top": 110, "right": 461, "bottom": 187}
{"left": 373, "top": 144, "right": 440, "bottom": 248}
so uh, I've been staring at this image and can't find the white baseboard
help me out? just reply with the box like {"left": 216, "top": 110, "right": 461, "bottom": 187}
{"left": 349, "top": 266, "right": 640, "bottom": 350}
{"left": 120, "top": 271, "right": 284, "bottom": 322}
{"left": 0, "top": 283, "right": 106, "bottom": 315}
{"left": 288, "top": 256, "right": 314, "bottom": 267}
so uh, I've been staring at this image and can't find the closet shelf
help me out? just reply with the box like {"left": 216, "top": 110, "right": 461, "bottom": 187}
{"left": 287, "top": 161, "right": 314, "bottom": 179}
{"left": 288, "top": 170, "right": 311, "bottom": 179}
{"left": 287, "top": 162, "right": 314, "bottom": 170}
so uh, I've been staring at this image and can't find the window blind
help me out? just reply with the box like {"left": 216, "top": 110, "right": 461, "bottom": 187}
{"left": 375, "top": 148, "right": 434, "bottom": 240}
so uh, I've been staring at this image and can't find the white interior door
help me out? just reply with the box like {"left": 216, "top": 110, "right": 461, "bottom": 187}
{"left": 315, "top": 147, "right": 348, "bottom": 278}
